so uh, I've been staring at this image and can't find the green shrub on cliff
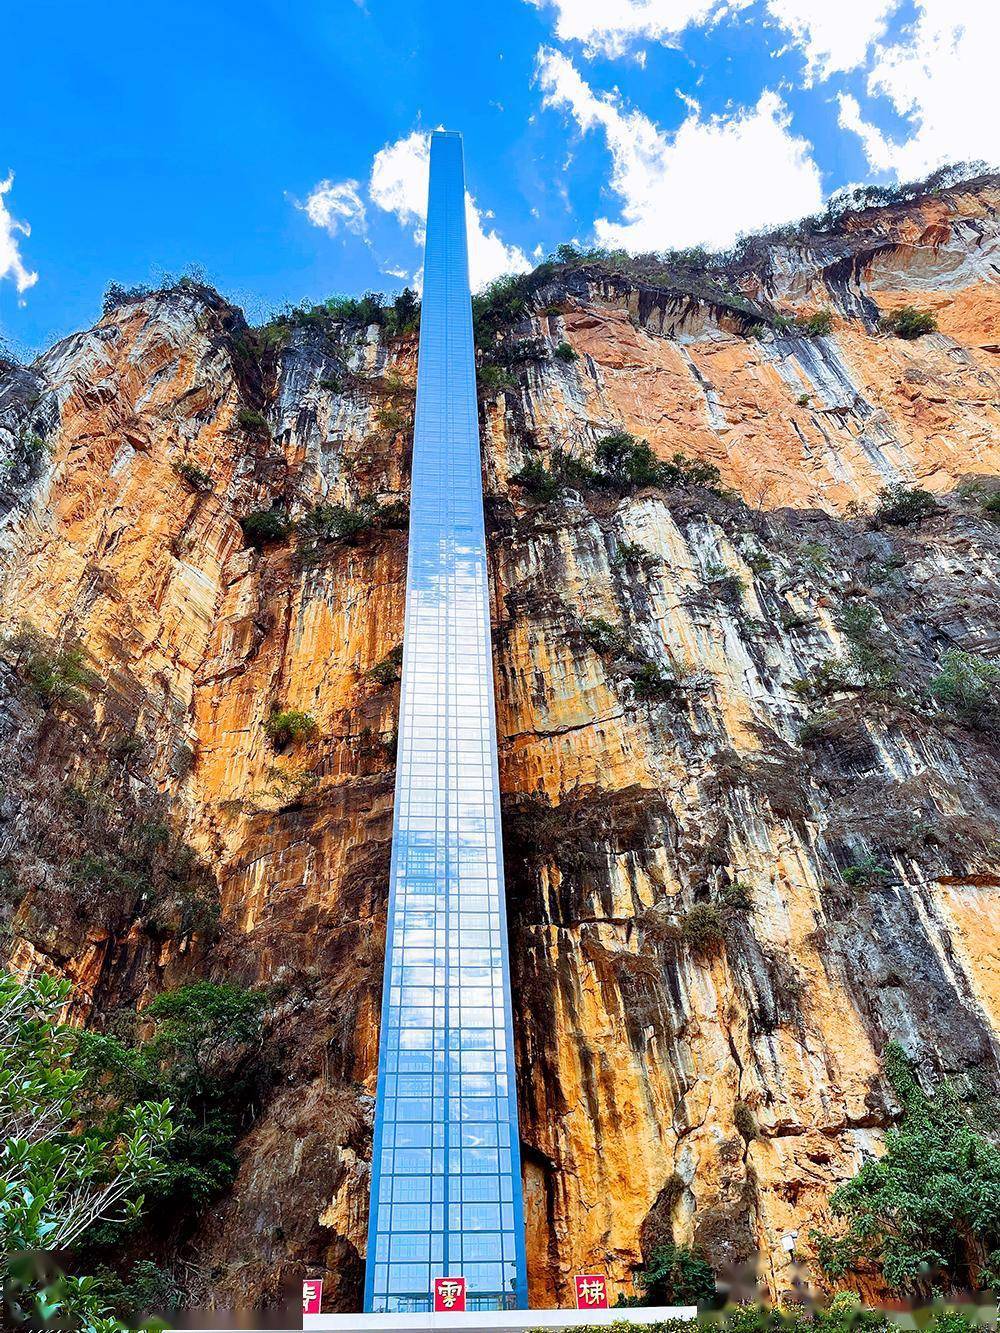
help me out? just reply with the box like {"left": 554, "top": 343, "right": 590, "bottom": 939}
{"left": 618, "top": 1242, "right": 717, "bottom": 1307}
{"left": 880, "top": 306, "right": 938, "bottom": 339}
{"left": 873, "top": 484, "right": 938, "bottom": 526}
{"left": 929, "top": 648, "right": 1000, "bottom": 721}
{"left": 812, "top": 1042, "right": 1000, "bottom": 1292}
{"left": 239, "top": 509, "right": 291, "bottom": 546}
{"left": 1, "top": 625, "right": 101, "bottom": 709}
{"left": 265, "top": 708, "right": 317, "bottom": 747}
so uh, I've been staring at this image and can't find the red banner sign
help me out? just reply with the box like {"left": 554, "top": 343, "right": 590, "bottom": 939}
{"left": 574, "top": 1274, "right": 609, "bottom": 1309}
{"left": 434, "top": 1276, "right": 467, "bottom": 1312}
{"left": 301, "top": 1279, "right": 324, "bottom": 1315}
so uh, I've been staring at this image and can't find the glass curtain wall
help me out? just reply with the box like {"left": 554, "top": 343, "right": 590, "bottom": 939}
{"left": 363, "top": 130, "right": 529, "bottom": 1315}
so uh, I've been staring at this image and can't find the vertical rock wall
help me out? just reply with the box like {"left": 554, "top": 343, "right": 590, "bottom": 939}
{"left": 1, "top": 179, "right": 999, "bottom": 1311}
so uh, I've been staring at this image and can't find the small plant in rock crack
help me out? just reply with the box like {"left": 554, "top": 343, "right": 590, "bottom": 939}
{"left": 614, "top": 540, "right": 655, "bottom": 567}
{"left": 841, "top": 853, "right": 891, "bottom": 888}
{"left": 236, "top": 406, "right": 269, "bottom": 436}
{"left": 240, "top": 508, "right": 291, "bottom": 546}
{"left": 679, "top": 902, "right": 726, "bottom": 957}
{"left": 928, "top": 648, "right": 1000, "bottom": 722}
{"left": 579, "top": 615, "right": 629, "bottom": 657}
{"left": 553, "top": 340, "right": 578, "bottom": 362}
{"left": 368, "top": 644, "right": 404, "bottom": 688}
{"left": 173, "top": 461, "right": 212, "bottom": 491}
{"left": 265, "top": 708, "right": 318, "bottom": 747}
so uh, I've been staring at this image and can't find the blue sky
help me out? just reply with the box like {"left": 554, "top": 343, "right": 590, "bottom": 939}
{"left": 1, "top": 0, "right": 994, "bottom": 356}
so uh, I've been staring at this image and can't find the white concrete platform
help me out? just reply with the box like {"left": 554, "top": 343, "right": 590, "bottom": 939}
{"left": 304, "top": 1306, "right": 696, "bottom": 1331}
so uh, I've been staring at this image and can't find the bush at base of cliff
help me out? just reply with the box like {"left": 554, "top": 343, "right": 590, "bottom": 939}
{"left": 0, "top": 972, "right": 174, "bottom": 1332}
{"left": 545, "top": 1303, "right": 993, "bottom": 1333}
{"left": 78, "top": 982, "right": 270, "bottom": 1234}
{"left": 811, "top": 1042, "right": 1000, "bottom": 1293}
{"left": 617, "top": 1243, "right": 717, "bottom": 1308}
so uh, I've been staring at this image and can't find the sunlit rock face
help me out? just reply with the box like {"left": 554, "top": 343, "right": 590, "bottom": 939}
{"left": 2, "top": 177, "right": 1000, "bottom": 1312}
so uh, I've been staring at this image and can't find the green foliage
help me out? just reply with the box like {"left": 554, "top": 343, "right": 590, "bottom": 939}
{"left": 880, "top": 306, "right": 938, "bottom": 339}
{"left": 93, "top": 1259, "right": 181, "bottom": 1323}
{"left": 0, "top": 972, "right": 173, "bottom": 1332}
{"left": 981, "top": 493, "right": 1000, "bottom": 521}
{"left": 1, "top": 625, "right": 102, "bottom": 709}
{"left": 873, "top": 484, "right": 938, "bottom": 526}
{"left": 239, "top": 509, "right": 291, "bottom": 546}
{"left": 794, "top": 309, "right": 834, "bottom": 336}
{"left": 580, "top": 616, "right": 629, "bottom": 657}
{"left": 624, "top": 1242, "right": 717, "bottom": 1307}
{"left": 376, "top": 406, "right": 410, "bottom": 434}
{"left": 297, "top": 502, "right": 371, "bottom": 544}
{"left": 629, "top": 659, "right": 676, "bottom": 699}
{"left": 841, "top": 853, "right": 891, "bottom": 888}
{"left": 719, "top": 880, "right": 755, "bottom": 912}
{"left": 797, "top": 393, "right": 811, "bottom": 407}
{"left": 595, "top": 432, "right": 722, "bottom": 492}
{"left": 235, "top": 406, "right": 269, "bottom": 435}
{"left": 680, "top": 903, "right": 726, "bottom": 957}
{"left": 318, "top": 374, "right": 343, "bottom": 393}
{"left": 265, "top": 708, "right": 317, "bottom": 747}
{"left": 834, "top": 602, "right": 900, "bottom": 692}
{"left": 615, "top": 541, "right": 655, "bottom": 567}
{"left": 102, "top": 281, "right": 154, "bottom": 316}
{"left": 478, "top": 364, "right": 519, "bottom": 396}
{"left": 261, "top": 288, "right": 420, "bottom": 342}
{"left": 510, "top": 458, "right": 561, "bottom": 501}
{"left": 595, "top": 432, "right": 665, "bottom": 489}
{"left": 368, "top": 644, "right": 404, "bottom": 688}
{"left": 814, "top": 1042, "right": 1000, "bottom": 1292}
{"left": 77, "top": 982, "right": 269, "bottom": 1231}
{"left": 929, "top": 648, "right": 1000, "bottom": 720}
{"left": 553, "top": 340, "right": 578, "bottom": 362}
{"left": 173, "top": 461, "right": 211, "bottom": 491}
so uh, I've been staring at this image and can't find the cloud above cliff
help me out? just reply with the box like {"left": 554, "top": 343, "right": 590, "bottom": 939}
{"left": 0, "top": 173, "right": 38, "bottom": 304}
{"left": 527, "top": 0, "right": 897, "bottom": 79}
{"left": 836, "top": 0, "right": 998, "bottom": 177}
{"left": 298, "top": 179, "right": 367, "bottom": 236}
{"left": 535, "top": 48, "right": 823, "bottom": 251}
{"left": 300, "top": 131, "right": 530, "bottom": 292}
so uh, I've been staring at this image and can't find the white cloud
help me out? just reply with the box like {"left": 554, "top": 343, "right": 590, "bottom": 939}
{"left": 298, "top": 179, "right": 367, "bottom": 236}
{"left": 525, "top": 0, "right": 735, "bottom": 59}
{"left": 536, "top": 48, "right": 823, "bottom": 251}
{"left": 837, "top": 0, "right": 999, "bottom": 177}
{"left": 528, "top": 0, "right": 898, "bottom": 80}
{"left": 366, "top": 130, "right": 531, "bottom": 290}
{"left": 767, "top": 0, "right": 899, "bottom": 81}
{"left": 0, "top": 173, "right": 38, "bottom": 303}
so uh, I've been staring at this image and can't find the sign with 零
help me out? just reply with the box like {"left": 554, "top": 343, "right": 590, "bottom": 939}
{"left": 574, "top": 1273, "right": 609, "bottom": 1309}
{"left": 302, "top": 1279, "right": 324, "bottom": 1315}
{"left": 434, "top": 1276, "right": 467, "bottom": 1312}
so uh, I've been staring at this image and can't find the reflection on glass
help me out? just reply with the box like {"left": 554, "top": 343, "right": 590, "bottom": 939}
{"left": 362, "top": 131, "right": 528, "bottom": 1314}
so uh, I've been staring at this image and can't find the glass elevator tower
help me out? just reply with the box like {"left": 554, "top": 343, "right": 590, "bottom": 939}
{"left": 363, "top": 131, "right": 529, "bottom": 1314}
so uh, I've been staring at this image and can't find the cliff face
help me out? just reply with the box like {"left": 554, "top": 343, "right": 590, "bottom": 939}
{"left": 2, "top": 177, "right": 1000, "bottom": 1312}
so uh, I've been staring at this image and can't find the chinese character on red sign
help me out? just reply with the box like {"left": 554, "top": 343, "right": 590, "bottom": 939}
{"left": 574, "top": 1274, "right": 609, "bottom": 1309}
{"left": 434, "top": 1276, "right": 467, "bottom": 1312}
{"left": 302, "top": 1279, "right": 324, "bottom": 1315}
